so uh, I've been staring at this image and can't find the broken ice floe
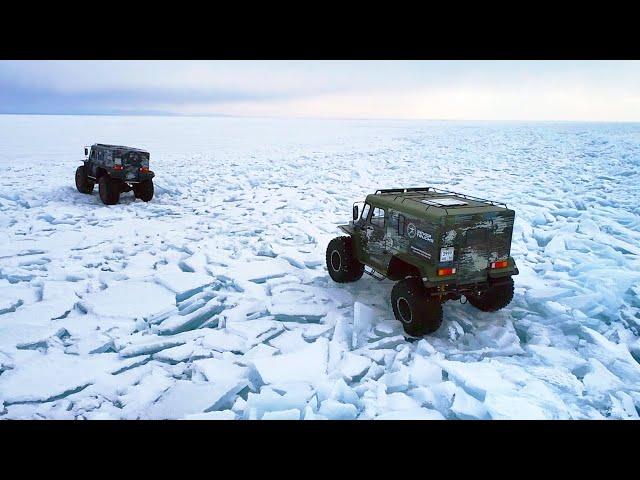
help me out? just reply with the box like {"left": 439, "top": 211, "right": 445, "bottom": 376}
{"left": 1, "top": 117, "right": 640, "bottom": 419}
{"left": 252, "top": 338, "right": 329, "bottom": 385}
{"left": 81, "top": 281, "right": 177, "bottom": 321}
{"left": 154, "top": 265, "right": 217, "bottom": 302}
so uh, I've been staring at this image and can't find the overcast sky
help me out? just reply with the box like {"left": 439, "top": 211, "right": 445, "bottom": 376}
{"left": 1, "top": 60, "right": 639, "bottom": 121}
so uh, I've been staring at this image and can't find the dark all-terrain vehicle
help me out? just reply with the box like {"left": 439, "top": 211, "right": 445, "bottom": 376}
{"left": 326, "top": 187, "right": 519, "bottom": 336}
{"left": 75, "top": 144, "right": 155, "bottom": 205}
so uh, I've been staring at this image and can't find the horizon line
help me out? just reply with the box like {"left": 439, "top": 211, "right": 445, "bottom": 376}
{"left": 0, "top": 111, "right": 639, "bottom": 124}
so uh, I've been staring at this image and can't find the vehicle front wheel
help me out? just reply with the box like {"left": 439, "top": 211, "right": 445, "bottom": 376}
{"left": 75, "top": 165, "right": 94, "bottom": 194}
{"left": 465, "top": 277, "right": 514, "bottom": 312}
{"left": 98, "top": 176, "right": 120, "bottom": 205}
{"left": 326, "top": 236, "right": 365, "bottom": 283}
{"left": 134, "top": 179, "right": 154, "bottom": 202}
{"left": 391, "top": 278, "right": 443, "bottom": 336}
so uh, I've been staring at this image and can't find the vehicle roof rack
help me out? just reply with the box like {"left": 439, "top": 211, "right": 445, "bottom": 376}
{"left": 375, "top": 187, "right": 507, "bottom": 209}
{"left": 94, "top": 143, "right": 148, "bottom": 152}
{"left": 375, "top": 187, "right": 433, "bottom": 195}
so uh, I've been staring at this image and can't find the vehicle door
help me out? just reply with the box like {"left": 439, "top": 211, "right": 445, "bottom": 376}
{"left": 456, "top": 225, "right": 492, "bottom": 283}
{"left": 362, "top": 206, "right": 393, "bottom": 272}
{"left": 88, "top": 148, "right": 98, "bottom": 177}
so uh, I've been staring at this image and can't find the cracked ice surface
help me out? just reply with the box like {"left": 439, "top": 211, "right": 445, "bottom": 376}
{"left": 0, "top": 115, "right": 639, "bottom": 420}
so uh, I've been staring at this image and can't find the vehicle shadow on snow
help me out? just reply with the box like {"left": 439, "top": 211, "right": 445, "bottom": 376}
{"left": 67, "top": 186, "right": 166, "bottom": 207}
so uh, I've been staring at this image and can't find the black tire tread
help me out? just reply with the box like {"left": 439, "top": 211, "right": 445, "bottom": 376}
{"left": 391, "top": 277, "right": 443, "bottom": 336}
{"left": 466, "top": 277, "right": 515, "bottom": 312}
{"left": 98, "top": 176, "right": 120, "bottom": 205}
{"left": 75, "top": 165, "right": 94, "bottom": 194}
{"left": 326, "top": 236, "right": 364, "bottom": 283}
{"left": 134, "top": 179, "right": 154, "bottom": 202}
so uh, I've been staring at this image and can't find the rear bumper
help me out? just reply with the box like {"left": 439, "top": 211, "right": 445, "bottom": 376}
{"left": 422, "top": 274, "right": 514, "bottom": 299}
{"left": 109, "top": 169, "right": 155, "bottom": 183}
{"left": 423, "top": 261, "right": 518, "bottom": 288}
{"left": 488, "top": 265, "right": 519, "bottom": 279}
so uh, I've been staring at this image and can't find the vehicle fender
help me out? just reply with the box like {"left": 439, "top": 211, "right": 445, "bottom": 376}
{"left": 338, "top": 224, "right": 356, "bottom": 236}
{"left": 95, "top": 167, "right": 108, "bottom": 179}
{"left": 337, "top": 224, "right": 367, "bottom": 263}
{"left": 387, "top": 252, "right": 428, "bottom": 280}
{"left": 488, "top": 258, "right": 519, "bottom": 278}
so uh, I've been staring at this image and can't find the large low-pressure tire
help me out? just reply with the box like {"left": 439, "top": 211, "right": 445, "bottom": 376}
{"left": 133, "top": 179, "right": 154, "bottom": 202}
{"left": 391, "top": 277, "right": 443, "bottom": 336}
{"left": 466, "top": 277, "right": 515, "bottom": 312}
{"left": 75, "top": 165, "right": 94, "bottom": 194}
{"left": 98, "top": 176, "right": 120, "bottom": 205}
{"left": 326, "top": 236, "right": 365, "bottom": 283}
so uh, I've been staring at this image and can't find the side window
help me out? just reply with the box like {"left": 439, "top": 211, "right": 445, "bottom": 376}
{"left": 390, "top": 213, "right": 405, "bottom": 235}
{"left": 371, "top": 208, "right": 385, "bottom": 228}
{"left": 390, "top": 212, "right": 398, "bottom": 231}
{"left": 361, "top": 203, "right": 371, "bottom": 221}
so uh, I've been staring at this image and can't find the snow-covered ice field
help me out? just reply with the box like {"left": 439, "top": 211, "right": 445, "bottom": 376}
{"left": 0, "top": 114, "right": 639, "bottom": 420}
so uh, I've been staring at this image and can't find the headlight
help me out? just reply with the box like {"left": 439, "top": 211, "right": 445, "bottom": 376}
{"left": 440, "top": 247, "right": 454, "bottom": 262}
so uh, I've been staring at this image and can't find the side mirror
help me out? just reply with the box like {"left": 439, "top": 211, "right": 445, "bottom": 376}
{"left": 353, "top": 205, "right": 359, "bottom": 221}
{"left": 84, "top": 147, "right": 88, "bottom": 156}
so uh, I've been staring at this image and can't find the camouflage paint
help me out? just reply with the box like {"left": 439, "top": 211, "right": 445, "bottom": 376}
{"left": 355, "top": 213, "right": 392, "bottom": 269}
{"left": 85, "top": 144, "right": 153, "bottom": 184}
{"left": 344, "top": 190, "right": 516, "bottom": 285}
{"left": 442, "top": 210, "right": 515, "bottom": 283}
{"left": 121, "top": 151, "right": 150, "bottom": 181}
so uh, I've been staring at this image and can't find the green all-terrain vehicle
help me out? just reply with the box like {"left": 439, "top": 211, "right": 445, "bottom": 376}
{"left": 75, "top": 144, "right": 155, "bottom": 205}
{"left": 326, "top": 187, "right": 519, "bottom": 336}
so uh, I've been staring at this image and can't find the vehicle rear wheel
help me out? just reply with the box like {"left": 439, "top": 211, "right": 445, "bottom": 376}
{"left": 134, "top": 179, "right": 154, "bottom": 202}
{"left": 391, "top": 278, "right": 443, "bottom": 336}
{"left": 98, "top": 176, "right": 120, "bottom": 205}
{"left": 465, "top": 277, "right": 514, "bottom": 312}
{"left": 75, "top": 165, "right": 94, "bottom": 194}
{"left": 326, "top": 236, "right": 364, "bottom": 283}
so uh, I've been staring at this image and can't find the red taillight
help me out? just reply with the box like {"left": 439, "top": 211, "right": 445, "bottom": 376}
{"left": 140, "top": 166, "right": 149, "bottom": 173}
{"left": 437, "top": 267, "right": 456, "bottom": 276}
{"left": 491, "top": 260, "right": 509, "bottom": 269}
{"left": 113, "top": 165, "right": 123, "bottom": 171}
